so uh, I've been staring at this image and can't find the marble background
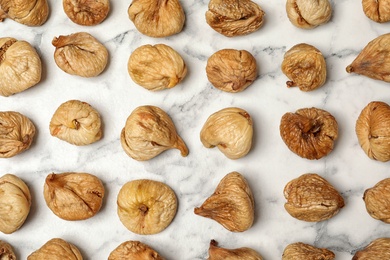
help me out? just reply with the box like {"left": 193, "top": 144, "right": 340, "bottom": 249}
{"left": 1, "top": 0, "right": 390, "bottom": 259}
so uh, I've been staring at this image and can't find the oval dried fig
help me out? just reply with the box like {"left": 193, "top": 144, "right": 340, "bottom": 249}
{"left": 28, "top": 238, "right": 83, "bottom": 260}
{"left": 282, "top": 242, "right": 335, "bottom": 260}
{"left": 63, "top": 0, "right": 110, "bottom": 26}
{"left": 208, "top": 240, "right": 263, "bottom": 260}
{"left": 363, "top": 178, "right": 390, "bottom": 223}
{"left": 353, "top": 237, "right": 390, "bottom": 259}
{"left": 0, "top": 240, "right": 16, "bottom": 259}
{"left": 286, "top": 0, "right": 332, "bottom": 29}
{"left": 362, "top": 0, "right": 390, "bottom": 23}
{"left": 0, "top": 0, "right": 49, "bottom": 26}
{"left": 108, "top": 241, "right": 164, "bottom": 260}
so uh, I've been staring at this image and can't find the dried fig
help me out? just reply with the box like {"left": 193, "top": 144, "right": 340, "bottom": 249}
{"left": 284, "top": 173, "right": 344, "bottom": 222}
{"left": 282, "top": 242, "right": 335, "bottom": 260}
{"left": 128, "top": 0, "right": 185, "bottom": 38}
{"left": 194, "top": 172, "right": 255, "bottom": 232}
{"left": 280, "top": 107, "right": 338, "bottom": 160}
{"left": 362, "top": 0, "right": 390, "bottom": 23}
{"left": 49, "top": 100, "right": 102, "bottom": 146}
{"left": 43, "top": 172, "right": 105, "bottom": 221}
{"left": 0, "top": 0, "right": 49, "bottom": 26}
{"left": 128, "top": 44, "right": 187, "bottom": 91}
{"left": 353, "top": 237, "right": 390, "bottom": 259}
{"left": 208, "top": 240, "right": 263, "bottom": 260}
{"left": 0, "top": 37, "right": 42, "bottom": 97}
{"left": 0, "top": 240, "right": 16, "bottom": 259}
{"left": 0, "top": 111, "right": 35, "bottom": 158}
{"left": 28, "top": 238, "right": 83, "bottom": 260}
{"left": 117, "top": 179, "right": 177, "bottom": 235}
{"left": 63, "top": 0, "right": 110, "bottom": 26}
{"left": 108, "top": 241, "right": 164, "bottom": 260}
{"left": 200, "top": 107, "right": 253, "bottom": 159}
{"left": 363, "top": 178, "right": 390, "bottom": 223}
{"left": 206, "top": 49, "right": 257, "bottom": 93}
{"left": 120, "top": 105, "right": 188, "bottom": 161}
{"left": 206, "top": 0, "right": 265, "bottom": 37}
{"left": 286, "top": 0, "right": 332, "bottom": 29}
{"left": 281, "top": 43, "right": 327, "bottom": 91}
{"left": 356, "top": 101, "right": 390, "bottom": 162}
{"left": 52, "top": 32, "right": 108, "bottom": 77}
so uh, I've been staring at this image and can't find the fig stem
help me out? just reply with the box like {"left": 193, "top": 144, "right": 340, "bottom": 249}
{"left": 286, "top": 81, "right": 296, "bottom": 88}
{"left": 346, "top": 65, "right": 354, "bottom": 73}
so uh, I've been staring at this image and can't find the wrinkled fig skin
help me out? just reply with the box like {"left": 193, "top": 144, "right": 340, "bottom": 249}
{"left": 63, "top": 0, "right": 110, "bottom": 26}
{"left": 353, "top": 238, "right": 390, "bottom": 260}
{"left": 128, "top": 44, "right": 187, "bottom": 91}
{"left": 52, "top": 32, "right": 108, "bottom": 77}
{"left": 121, "top": 105, "right": 188, "bottom": 161}
{"left": 284, "top": 173, "right": 345, "bottom": 222}
{"left": 200, "top": 107, "right": 253, "bottom": 159}
{"left": 0, "top": 38, "right": 42, "bottom": 97}
{"left": 0, "top": 0, "right": 49, "bottom": 26}
{"left": 208, "top": 240, "right": 263, "bottom": 260}
{"left": 194, "top": 172, "right": 255, "bottom": 232}
{"left": 280, "top": 107, "right": 338, "bottom": 160}
{"left": 356, "top": 101, "right": 390, "bottom": 162}
{"left": 0, "top": 240, "right": 16, "bottom": 259}
{"left": 282, "top": 242, "right": 335, "bottom": 260}
{"left": 281, "top": 43, "right": 327, "bottom": 91}
{"left": 206, "top": 49, "right": 257, "bottom": 93}
{"left": 108, "top": 241, "right": 165, "bottom": 260}
{"left": 28, "top": 238, "right": 83, "bottom": 260}
{"left": 117, "top": 179, "right": 177, "bottom": 235}
{"left": 128, "top": 0, "right": 185, "bottom": 38}
{"left": 286, "top": 0, "right": 332, "bottom": 29}
{"left": 363, "top": 178, "right": 390, "bottom": 223}
{"left": 363, "top": 0, "right": 390, "bottom": 23}
{"left": 43, "top": 172, "right": 105, "bottom": 221}
{"left": 0, "top": 111, "right": 36, "bottom": 158}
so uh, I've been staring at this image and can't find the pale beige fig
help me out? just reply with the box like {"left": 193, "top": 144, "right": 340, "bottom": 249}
{"left": 128, "top": 44, "right": 187, "bottom": 91}
{"left": 281, "top": 43, "right": 327, "bottom": 91}
{"left": 0, "top": 174, "right": 31, "bottom": 234}
{"left": 0, "top": 240, "right": 16, "bottom": 259}
{"left": 0, "top": 0, "right": 49, "bottom": 26}
{"left": 120, "top": 105, "right": 188, "bottom": 161}
{"left": 28, "top": 238, "right": 83, "bottom": 260}
{"left": 356, "top": 101, "right": 390, "bottom": 162}
{"left": 63, "top": 0, "right": 110, "bottom": 26}
{"left": 208, "top": 240, "right": 263, "bottom": 260}
{"left": 206, "top": 49, "right": 257, "bottom": 93}
{"left": 286, "top": 0, "right": 332, "bottom": 29}
{"left": 117, "top": 179, "right": 177, "bottom": 235}
{"left": 200, "top": 107, "right": 253, "bottom": 159}
{"left": 363, "top": 0, "right": 390, "bottom": 23}
{"left": 0, "top": 111, "right": 35, "bottom": 158}
{"left": 353, "top": 237, "right": 390, "bottom": 259}
{"left": 280, "top": 107, "right": 338, "bottom": 160}
{"left": 108, "top": 241, "right": 165, "bottom": 260}
{"left": 282, "top": 242, "right": 335, "bottom": 260}
{"left": 49, "top": 100, "right": 102, "bottom": 146}
{"left": 363, "top": 178, "right": 390, "bottom": 223}
{"left": 52, "top": 32, "right": 108, "bottom": 77}
{"left": 0, "top": 37, "right": 42, "bottom": 97}
{"left": 128, "top": 0, "right": 185, "bottom": 38}
{"left": 194, "top": 172, "right": 254, "bottom": 232}
{"left": 43, "top": 172, "right": 105, "bottom": 221}
{"left": 284, "top": 173, "right": 344, "bottom": 222}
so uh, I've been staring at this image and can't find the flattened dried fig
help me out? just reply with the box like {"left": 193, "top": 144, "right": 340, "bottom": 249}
{"left": 194, "top": 172, "right": 255, "bottom": 232}
{"left": 117, "top": 179, "right": 177, "bottom": 235}
{"left": 280, "top": 107, "right": 338, "bottom": 160}
{"left": 28, "top": 238, "right": 83, "bottom": 260}
{"left": 63, "top": 0, "right": 110, "bottom": 26}
{"left": 284, "top": 173, "right": 344, "bottom": 222}
{"left": 206, "top": 49, "right": 257, "bottom": 93}
{"left": 200, "top": 107, "right": 253, "bottom": 159}
{"left": 0, "top": 0, "right": 49, "bottom": 26}
{"left": 121, "top": 105, "right": 188, "bottom": 161}
{"left": 363, "top": 178, "right": 390, "bottom": 223}
{"left": 0, "top": 111, "right": 35, "bottom": 158}
{"left": 208, "top": 240, "right": 263, "bottom": 260}
{"left": 108, "top": 241, "right": 164, "bottom": 260}
{"left": 0, "top": 37, "right": 42, "bottom": 96}
{"left": 0, "top": 240, "right": 16, "bottom": 259}
{"left": 286, "top": 0, "right": 332, "bottom": 29}
{"left": 353, "top": 237, "right": 390, "bottom": 259}
{"left": 52, "top": 32, "right": 108, "bottom": 77}
{"left": 281, "top": 43, "right": 327, "bottom": 91}
{"left": 282, "top": 242, "right": 335, "bottom": 260}
{"left": 49, "top": 100, "right": 102, "bottom": 146}
{"left": 128, "top": 44, "right": 187, "bottom": 91}
{"left": 363, "top": 0, "right": 390, "bottom": 23}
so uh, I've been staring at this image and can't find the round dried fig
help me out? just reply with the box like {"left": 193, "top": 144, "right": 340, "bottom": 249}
{"left": 363, "top": 178, "right": 390, "bottom": 223}
{"left": 0, "top": 0, "right": 49, "bottom": 26}
{"left": 63, "top": 0, "right": 110, "bottom": 26}
{"left": 353, "top": 237, "right": 390, "bottom": 259}
{"left": 281, "top": 43, "right": 327, "bottom": 91}
{"left": 28, "top": 238, "right": 83, "bottom": 260}
{"left": 128, "top": 44, "right": 187, "bottom": 91}
{"left": 208, "top": 240, "right": 263, "bottom": 260}
{"left": 0, "top": 37, "right": 42, "bottom": 97}
{"left": 286, "top": 0, "right": 332, "bottom": 29}
{"left": 282, "top": 242, "right": 335, "bottom": 260}
{"left": 52, "top": 32, "right": 108, "bottom": 77}
{"left": 108, "top": 241, "right": 164, "bottom": 260}
{"left": 206, "top": 49, "right": 257, "bottom": 93}
{"left": 49, "top": 100, "right": 102, "bottom": 146}
{"left": 280, "top": 107, "right": 338, "bottom": 160}
{"left": 363, "top": 0, "right": 390, "bottom": 23}
{"left": 117, "top": 179, "right": 177, "bottom": 235}
{"left": 0, "top": 240, "right": 16, "bottom": 259}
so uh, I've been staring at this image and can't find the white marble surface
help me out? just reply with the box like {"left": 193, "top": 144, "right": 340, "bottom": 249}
{"left": 1, "top": 0, "right": 390, "bottom": 259}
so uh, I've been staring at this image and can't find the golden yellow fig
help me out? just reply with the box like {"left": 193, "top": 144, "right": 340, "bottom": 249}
{"left": 208, "top": 240, "right": 263, "bottom": 260}
{"left": 0, "top": 240, "right": 16, "bottom": 259}
{"left": 108, "top": 241, "right": 165, "bottom": 260}
{"left": 353, "top": 237, "right": 390, "bottom": 259}
{"left": 282, "top": 242, "right": 335, "bottom": 260}
{"left": 0, "top": 0, "right": 49, "bottom": 26}
{"left": 28, "top": 238, "right": 83, "bottom": 260}
{"left": 362, "top": 0, "right": 390, "bottom": 23}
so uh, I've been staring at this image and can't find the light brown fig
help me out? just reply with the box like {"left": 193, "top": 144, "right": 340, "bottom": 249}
{"left": 280, "top": 107, "right": 338, "bottom": 160}
{"left": 63, "top": 0, "right": 110, "bottom": 26}
{"left": 194, "top": 172, "right": 255, "bottom": 232}
{"left": 0, "top": 240, "right": 16, "bottom": 259}
{"left": 108, "top": 241, "right": 165, "bottom": 260}
{"left": 0, "top": 0, "right": 49, "bottom": 26}
{"left": 282, "top": 242, "right": 335, "bottom": 260}
{"left": 208, "top": 240, "right": 263, "bottom": 260}
{"left": 362, "top": 0, "right": 390, "bottom": 23}
{"left": 363, "top": 178, "right": 390, "bottom": 223}
{"left": 353, "top": 238, "right": 390, "bottom": 259}
{"left": 200, "top": 107, "right": 253, "bottom": 159}
{"left": 28, "top": 238, "right": 83, "bottom": 260}
{"left": 286, "top": 0, "right": 332, "bottom": 29}
{"left": 120, "top": 105, "right": 188, "bottom": 161}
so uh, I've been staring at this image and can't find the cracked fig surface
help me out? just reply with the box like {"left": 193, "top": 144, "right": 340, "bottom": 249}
{"left": 363, "top": 178, "right": 390, "bottom": 223}
{"left": 108, "top": 240, "right": 164, "bottom": 260}
{"left": 282, "top": 242, "right": 335, "bottom": 260}
{"left": 353, "top": 237, "right": 390, "bottom": 259}
{"left": 27, "top": 238, "right": 83, "bottom": 260}
{"left": 286, "top": 0, "right": 332, "bottom": 29}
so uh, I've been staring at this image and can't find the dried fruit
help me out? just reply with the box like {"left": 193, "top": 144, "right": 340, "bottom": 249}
{"left": 0, "top": 0, "right": 49, "bottom": 26}
{"left": 194, "top": 172, "right": 254, "bottom": 232}
{"left": 108, "top": 241, "right": 164, "bottom": 260}
{"left": 52, "top": 32, "right": 108, "bottom": 77}
{"left": 63, "top": 0, "right": 110, "bottom": 26}
{"left": 128, "top": 0, "right": 185, "bottom": 37}
{"left": 362, "top": 0, "right": 390, "bottom": 23}
{"left": 120, "top": 105, "right": 188, "bottom": 161}
{"left": 284, "top": 173, "right": 344, "bottom": 222}
{"left": 117, "top": 179, "right": 177, "bottom": 235}
{"left": 43, "top": 172, "right": 105, "bottom": 221}
{"left": 208, "top": 240, "right": 263, "bottom": 260}
{"left": 128, "top": 44, "right": 187, "bottom": 91}
{"left": 353, "top": 237, "right": 390, "bottom": 259}
{"left": 355, "top": 101, "right": 390, "bottom": 162}
{"left": 282, "top": 242, "right": 335, "bottom": 260}
{"left": 280, "top": 107, "right": 338, "bottom": 160}
{"left": 49, "top": 100, "right": 102, "bottom": 146}
{"left": 206, "top": 49, "right": 257, "bottom": 93}
{"left": 363, "top": 178, "right": 390, "bottom": 223}
{"left": 200, "top": 107, "right": 253, "bottom": 159}
{"left": 206, "top": 0, "right": 265, "bottom": 37}
{"left": 28, "top": 238, "right": 83, "bottom": 260}
{"left": 286, "top": 0, "right": 332, "bottom": 29}
{"left": 0, "top": 111, "right": 36, "bottom": 158}
{"left": 0, "top": 37, "right": 42, "bottom": 97}
{"left": 0, "top": 240, "right": 16, "bottom": 259}
{"left": 281, "top": 43, "right": 327, "bottom": 91}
